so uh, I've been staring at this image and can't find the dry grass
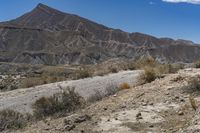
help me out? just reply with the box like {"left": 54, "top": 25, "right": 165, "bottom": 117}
{"left": 0, "top": 109, "right": 30, "bottom": 131}
{"left": 108, "top": 67, "right": 118, "bottom": 73}
{"left": 20, "top": 77, "right": 46, "bottom": 88}
{"left": 137, "top": 57, "right": 183, "bottom": 84}
{"left": 20, "top": 75, "right": 66, "bottom": 88}
{"left": 189, "top": 96, "right": 198, "bottom": 110}
{"left": 74, "top": 68, "right": 92, "bottom": 79}
{"left": 135, "top": 57, "right": 156, "bottom": 69}
{"left": 139, "top": 67, "right": 157, "bottom": 83}
{"left": 119, "top": 82, "right": 131, "bottom": 89}
{"left": 32, "top": 87, "right": 85, "bottom": 118}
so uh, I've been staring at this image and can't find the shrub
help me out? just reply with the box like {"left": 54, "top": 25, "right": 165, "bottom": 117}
{"left": 88, "top": 83, "right": 119, "bottom": 102}
{"left": 135, "top": 57, "right": 156, "bottom": 68}
{"left": 0, "top": 76, "right": 19, "bottom": 91}
{"left": 0, "top": 109, "right": 29, "bottom": 131}
{"left": 75, "top": 68, "right": 92, "bottom": 79}
{"left": 88, "top": 90, "right": 103, "bottom": 102}
{"left": 168, "top": 64, "right": 184, "bottom": 73}
{"left": 139, "top": 67, "right": 157, "bottom": 83}
{"left": 119, "top": 83, "right": 131, "bottom": 90}
{"left": 32, "top": 87, "right": 85, "bottom": 118}
{"left": 109, "top": 67, "right": 118, "bottom": 73}
{"left": 195, "top": 62, "right": 200, "bottom": 68}
{"left": 126, "top": 63, "right": 136, "bottom": 70}
{"left": 188, "top": 76, "right": 200, "bottom": 90}
{"left": 195, "top": 61, "right": 200, "bottom": 68}
{"left": 105, "top": 83, "right": 120, "bottom": 96}
{"left": 194, "top": 60, "right": 200, "bottom": 68}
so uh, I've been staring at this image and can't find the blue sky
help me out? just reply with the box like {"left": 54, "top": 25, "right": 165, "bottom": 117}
{"left": 0, "top": 0, "right": 200, "bottom": 43}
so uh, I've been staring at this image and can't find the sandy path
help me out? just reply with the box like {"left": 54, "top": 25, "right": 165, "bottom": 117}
{"left": 0, "top": 70, "right": 141, "bottom": 113}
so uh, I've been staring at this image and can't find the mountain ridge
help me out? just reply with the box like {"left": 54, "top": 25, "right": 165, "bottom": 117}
{"left": 0, "top": 3, "right": 200, "bottom": 65}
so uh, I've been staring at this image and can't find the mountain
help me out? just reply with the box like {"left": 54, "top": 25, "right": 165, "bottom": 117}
{"left": 0, "top": 3, "right": 200, "bottom": 65}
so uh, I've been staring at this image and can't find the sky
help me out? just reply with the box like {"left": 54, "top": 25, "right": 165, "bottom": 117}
{"left": 0, "top": 0, "right": 200, "bottom": 43}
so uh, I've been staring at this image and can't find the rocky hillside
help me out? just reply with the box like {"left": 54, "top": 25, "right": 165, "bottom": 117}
{"left": 6, "top": 68, "right": 200, "bottom": 133}
{"left": 0, "top": 3, "right": 200, "bottom": 65}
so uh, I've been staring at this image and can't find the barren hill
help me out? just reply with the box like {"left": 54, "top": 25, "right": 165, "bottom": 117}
{"left": 0, "top": 3, "right": 200, "bottom": 65}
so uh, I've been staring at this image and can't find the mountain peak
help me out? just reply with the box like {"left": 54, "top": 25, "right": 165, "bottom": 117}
{"left": 36, "top": 3, "right": 52, "bottom": 9}
{"left": 34, "top": 3, "right": 62, "bottom": 15}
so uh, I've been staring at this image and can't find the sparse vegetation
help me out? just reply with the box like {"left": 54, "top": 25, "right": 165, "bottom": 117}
{"left": 0, "top": 109, "right": 30, "bottom": 131}
{"left": 139, "top": 67, "right": 157, "bottom": 83}
{"left": 187, "top": 76, "right": 200, "bottom": 90}
{"left": 20, "top": 75, "right": 66, "bottom": 88}
{"left": 88, "top": 83, "right": 119, "bottom": 102}
{"left": 74, "top": 68, "right": 92, "bottom": 79}
{"left": 20, "top": 77, "right": 46, "bottom": 88}
{"left": 108, "top": 66, "right": 118, "bottom": 73}
{"left": 119, "top": 82, "right": 131, "bottom": 89}
{"left": 137, "top": 57, "right": 184, "bottom": 84}
{"left": 32, "top": 87, "right": 85, "bottom": 118}
{"left": 135, "top": 57, "right": 156, "bottom": 69}
{"left": 0, "top": 76, "right": 19, "bottom": 91}
{"left": 189, "top": 96, "right": 198, "bottom": 110}
{"left": 194, "top": 60, "right": 200, "bottom": 68}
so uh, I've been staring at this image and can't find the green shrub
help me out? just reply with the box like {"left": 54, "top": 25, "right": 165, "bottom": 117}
{"left": 0, "top": 109, "right": 29, "bottom": 131}
{"left": 32, "top": 87, "right": 85, "bottom": 118}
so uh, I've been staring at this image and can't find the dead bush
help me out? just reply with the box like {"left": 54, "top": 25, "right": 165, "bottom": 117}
{"left": 126, "top": 63, "right": 136, "bottom": 70}
{"left": 108, "top": 67, "right": 118, "bottom": 73}
{"left": 75, "top": 68, "right": 92, "bottom": 79}
{"left": 139, "top": 67, "right": 157, "bottom": 83}
{"left": 189, "top": 96, "right": 198, "bottom": 110}
{"left": 135, "top": 57, "right": 156, "bottom": 69}
{"left": 0, "top": 76, "right": 19, "bottom": 91}
{"left": 32, "top": 87, "right": 85, "bottom": 118}
{"left": 168, "top": 64, "right": 184, "bottom": 73}
{"left": 105, "top": 83, "right": 120, "bottom": 96}
{"left": 188, "top": 76, "right": 200, "bottom": 90}
{"left": 0, "top": 109, "right": 29, "bottom": 131}
{"left": 88, "top": 83, "right": 119, "bottom": 102}
{"left": 119, "top": 83, "right": 131, "bottom": 90}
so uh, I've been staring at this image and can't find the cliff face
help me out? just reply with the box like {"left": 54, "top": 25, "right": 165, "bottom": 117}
{"left": 0, "top": 3, "right": 200, "bottom": 65}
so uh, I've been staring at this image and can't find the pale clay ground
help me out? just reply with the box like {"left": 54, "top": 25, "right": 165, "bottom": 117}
{"left": 3, "top": 68, "right": 200, "bottom": 133}
{"left": 0, "top": 70, "right": 141, "bottom": 113}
